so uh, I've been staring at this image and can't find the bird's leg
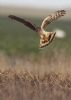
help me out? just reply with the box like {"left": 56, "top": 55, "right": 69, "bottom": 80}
{"left": 49, "top": 32, "right": 56, "bottom": 43}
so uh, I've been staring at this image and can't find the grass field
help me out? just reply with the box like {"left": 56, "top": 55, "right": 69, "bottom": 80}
{"left": 0, "top": 16, "right": 71, "bottom": 100}
{"left": 0, "top": 53, "right": 71, "bottom": 100}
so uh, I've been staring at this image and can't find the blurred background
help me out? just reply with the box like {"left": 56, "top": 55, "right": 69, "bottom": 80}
{"left": 0, "top": 0, "right": 71, "bottom": 56}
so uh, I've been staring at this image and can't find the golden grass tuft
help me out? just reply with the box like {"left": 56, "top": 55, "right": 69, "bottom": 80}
{"left": 0, "top": 51, "right": 71, "bottom": 100}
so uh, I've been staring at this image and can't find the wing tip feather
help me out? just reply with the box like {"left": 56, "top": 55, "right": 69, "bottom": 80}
{"left": 8, "top": 15, "right": 16, "bottom": 19}
{"left": 57, "top": 10, "right": 66, "bottom": 15}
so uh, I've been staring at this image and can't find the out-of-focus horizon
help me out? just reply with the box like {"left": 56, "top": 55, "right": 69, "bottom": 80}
{"left": 0, "top": 0, "right": 71, "bottom": 8}
{"left": 0, "top": 0, "right": 71, "bottom": 19}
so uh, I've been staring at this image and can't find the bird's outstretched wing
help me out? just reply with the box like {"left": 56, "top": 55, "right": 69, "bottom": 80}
{"left": 41, "top": 10, "right": 66, "bottom": 29}
{"left": 9, "top": 15, "right": 37, "bottom": 31}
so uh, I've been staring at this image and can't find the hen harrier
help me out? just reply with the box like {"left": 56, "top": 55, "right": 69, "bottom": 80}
{"left": 9, "top": 10, "right": 66, "bottom": 48}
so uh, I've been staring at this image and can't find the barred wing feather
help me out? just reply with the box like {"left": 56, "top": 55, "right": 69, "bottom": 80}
{"left": 41, "top": 10, "right": 66, "bottom": 29}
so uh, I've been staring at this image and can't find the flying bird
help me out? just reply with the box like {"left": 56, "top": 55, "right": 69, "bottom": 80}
{"left": 8, "top": 10, "right": 66, "bottom": 48}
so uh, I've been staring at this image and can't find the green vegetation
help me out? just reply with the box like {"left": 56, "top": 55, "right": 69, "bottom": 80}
{"left": 0, "top": 16, "right": 71, "bottom": 56}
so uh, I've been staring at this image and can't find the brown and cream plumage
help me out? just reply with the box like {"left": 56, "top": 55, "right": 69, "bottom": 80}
{"left": 8, "top": 10, "right": 66, "bottom": 48}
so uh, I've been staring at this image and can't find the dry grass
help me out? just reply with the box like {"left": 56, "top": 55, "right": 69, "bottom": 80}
{"left": 0, "top": 52, "right": 71, "bottom": 100}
